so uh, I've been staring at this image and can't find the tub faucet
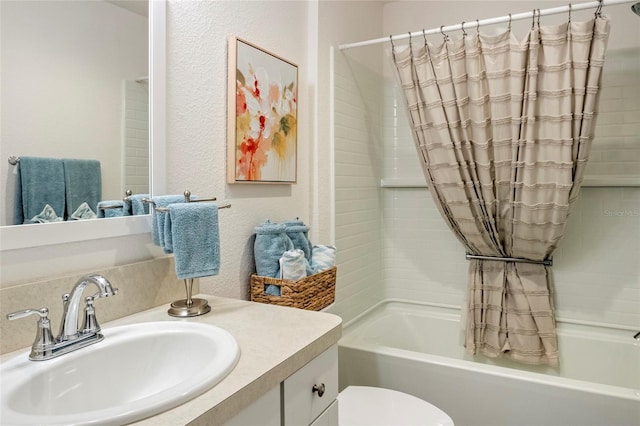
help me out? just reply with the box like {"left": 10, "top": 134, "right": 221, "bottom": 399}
{"left": 6, "top": 274, "right": 118, "bottom": 361}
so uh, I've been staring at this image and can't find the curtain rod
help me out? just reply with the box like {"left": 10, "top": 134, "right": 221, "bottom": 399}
{"left": 338, "top": 0, "right": 634, "bottom": 50}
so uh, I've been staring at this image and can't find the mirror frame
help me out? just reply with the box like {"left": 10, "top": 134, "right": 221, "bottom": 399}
{"left": 0, "top": 0, "right": 166, "bottom": 251}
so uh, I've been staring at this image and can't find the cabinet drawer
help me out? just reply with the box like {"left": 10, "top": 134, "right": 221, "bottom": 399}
{"left": 283, "top": 345, "right": 338, "bottom": 425}
{"left": 310, "top": 400, "right": 339, "bottom": 426}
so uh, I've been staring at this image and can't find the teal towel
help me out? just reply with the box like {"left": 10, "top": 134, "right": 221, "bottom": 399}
{"left": 130, "top": 194, "right": 149, "bottom": 215}
{"left": 97, "top": 201, "right": 124, "bottom": 218}
{"left": 151, "top": 195, "right": 186, "bottom": 247}
{"left": 62, "top": 159, "right": 102, "bottom": 218}
{"left": 283, "top": 219, "right": 312, "bottom": 260}
{"left": 254, "top": 220, "right": 294, "bottom": 278}
{"left": 29, "top": 204, "right": 63, "bottom": 224}
{"left": 122, "top": 199, "right": 132, "bottom": 216}
{"left": 166, "top": 203, "right": 220, "bottom": 279}
{"left": 14, "top": 156, "right": 66, "bottom": 225}
{"left": 70, "top": 202, "right": 97, "bottom": 220}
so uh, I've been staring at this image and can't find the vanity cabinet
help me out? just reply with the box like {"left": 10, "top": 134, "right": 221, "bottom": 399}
{"left": 283, "top": 345, "right": 338, "bottom": 425}
{"left": 225, "top": 345, "right": 339, "bottom": 426}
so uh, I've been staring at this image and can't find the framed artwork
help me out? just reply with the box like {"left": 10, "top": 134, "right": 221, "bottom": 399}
{"left": 227, "top": 37, "right": 298, "bottom": 184}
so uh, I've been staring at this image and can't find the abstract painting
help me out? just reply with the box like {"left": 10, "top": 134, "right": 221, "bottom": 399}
{"left": 227, "top": 37, "right": 298, "bottom": 183}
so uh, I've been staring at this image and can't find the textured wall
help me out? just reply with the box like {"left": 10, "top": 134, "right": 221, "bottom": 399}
{"left": 165, "top": 1, "right": 314, "bottom": 298}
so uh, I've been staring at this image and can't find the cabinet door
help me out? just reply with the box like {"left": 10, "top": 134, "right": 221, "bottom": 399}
{"left": 224, "top": 385, "right": 281, "bottom": 426}
{"left": 283, "top": 345, "right": 338, "bottom": 425}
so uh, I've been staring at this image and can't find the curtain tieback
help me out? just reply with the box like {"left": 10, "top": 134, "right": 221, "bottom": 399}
{"left": 465, "top": 253, "right": 553, "bottom": 267}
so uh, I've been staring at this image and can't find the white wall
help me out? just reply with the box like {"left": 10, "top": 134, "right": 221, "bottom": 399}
{"left": 376, "top": 0, "right": 640, "bottom": 327}
{"left": 1, "top": 1, "right": 148, "bottom": 225}
{"left": 164, "top": 0, "right": 316, "bottom": 298}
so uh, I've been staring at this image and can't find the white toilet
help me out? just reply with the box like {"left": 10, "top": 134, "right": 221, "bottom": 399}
{"left": 338, "top": 386, "right": 454, "bottom": 426}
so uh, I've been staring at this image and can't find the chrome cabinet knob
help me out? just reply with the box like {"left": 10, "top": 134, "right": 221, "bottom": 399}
{"left": 312, "top": 383, "right": 325, "bottom": 397}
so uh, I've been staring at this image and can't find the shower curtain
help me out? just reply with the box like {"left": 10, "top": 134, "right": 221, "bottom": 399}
{"left": 392, "top": 16, "right": 610, "bottom": 366}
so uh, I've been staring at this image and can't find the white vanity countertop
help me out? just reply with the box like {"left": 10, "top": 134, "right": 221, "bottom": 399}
{"left": 1, "top": 294, "right": 342, "bottom": 425}
{"left": 114, "top": 295, "right": 342, "bottom": 425}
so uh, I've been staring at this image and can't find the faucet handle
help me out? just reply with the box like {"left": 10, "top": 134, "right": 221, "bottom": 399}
{"left": 80, "top": 296, "right": 101, "bottom": 334}
{"left": 7, "top": 308, "right": 55, "bottom": 360}
{"left": 7, "top": 307, "right": 50, "bottom": 321}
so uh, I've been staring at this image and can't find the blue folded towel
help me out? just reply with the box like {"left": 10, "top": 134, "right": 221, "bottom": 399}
{"left": 129, "top": 194, "right": 149, "bottom": 215}
{"left": 283, "top": 219, "right": 312, "bottom": 262}
{"left": 150, "top": 195, "right": 185, "bottom": 247}
{"left": 254, "top": 220, "right": 294, "bottom": 278}
{"left": 14, "top": 157, "right": 66, "bottom": 225}
{"left": 28, "top": 204, "right": 63, "bottom": 224}
{"left": 70, "top": 202, "right": 97, "bottom": 220}
{"left": 166, "top": 203, "right": 220, "bottom": 279}
{"left": 62, "top": 159, "right": 102, "bottom": 219}
{"left": 310, "top": 245, "right": 336, "bottom": 273}
{"left": 97, "top": 200, "right": 125, "bottom": 218}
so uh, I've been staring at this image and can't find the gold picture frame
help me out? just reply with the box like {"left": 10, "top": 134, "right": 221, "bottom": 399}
{"left": 227, "top": 37, "right": 298, "bottom": 184}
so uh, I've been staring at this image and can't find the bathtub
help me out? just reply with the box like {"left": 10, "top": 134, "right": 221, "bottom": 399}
{"left": 338, "top": 300, "right": 640, "bottom": 426}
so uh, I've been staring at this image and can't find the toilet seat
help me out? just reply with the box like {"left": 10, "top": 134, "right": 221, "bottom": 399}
{"left": 338, "top": 386, "right": 454, "bottom": 426}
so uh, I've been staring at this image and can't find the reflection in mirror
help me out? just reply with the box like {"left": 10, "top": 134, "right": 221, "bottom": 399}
{"left": 0, "top": 0, "right": 163, "bottom": 252}
{"left": 1, "top": 0, "right": 149, "bottom": 226}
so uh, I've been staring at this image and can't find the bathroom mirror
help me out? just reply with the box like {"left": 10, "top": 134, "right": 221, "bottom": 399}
{"left": 0, "top": 0, "right": 166, "bottom": 250}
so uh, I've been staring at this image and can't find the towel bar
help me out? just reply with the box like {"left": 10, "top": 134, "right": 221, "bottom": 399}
{"left": 153, "top": 203, "right": 231, "bottom": 212}
{"left": 142, "top": 190, "right": 231, "bottom": 212}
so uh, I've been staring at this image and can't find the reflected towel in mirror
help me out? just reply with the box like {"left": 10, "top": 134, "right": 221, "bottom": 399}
{"left": 62, "top": 159, "right": 102, "bottom": 217}
{"left": 29, "top": 204, "right": 63, "bottom": 223}
{"left": 70, "top": 202, "right": 97, "bottom": 220}
{"left": 97, "top": 200, "right": 125, "bottom": 218}
{"left": 14, "top": 156, "right": 66, "bottom": 224}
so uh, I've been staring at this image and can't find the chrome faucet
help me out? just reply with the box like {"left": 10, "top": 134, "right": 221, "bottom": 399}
{"left": 58, "top": 274, "right": 118, "bottom": 340}
{"left": 6, "top": 274, "right": 118, "bottom": 361}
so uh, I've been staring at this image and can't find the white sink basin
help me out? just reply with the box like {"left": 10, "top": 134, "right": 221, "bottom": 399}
{"left": 1, "top": 321, "right": 240, "bottom": 425}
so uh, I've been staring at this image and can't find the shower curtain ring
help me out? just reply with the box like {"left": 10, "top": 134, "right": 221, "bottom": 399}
{"left": 595, "top": 0, "right": 603, "bottom": 18}
{"left": 476, "top": 19, "right": 480, "bottom": 38}
{"left": 508, "top": 13, "right": 512, "bottom": 31}
{"left": 389, "top": 34, "right": 395, "bottom": 50}
{"left": 568, "top": 4, "right": 572, "bottom": 23}
{"left": 408, "top": 31, "right": 413, "bottom": 49}
{"left": 422, "top": 28, "right": 428, "bottom": 45}
{"left": 461, "top": 21, "right": 467, "bottom": 37}
{"left": 537, "top": 8, "right": 541, "bottom": 28}
{"left": 531, "top": 9, "right": 536, "bottom": 29}
{"left": 440, "top": 25, "right": 449, "bottom": 42}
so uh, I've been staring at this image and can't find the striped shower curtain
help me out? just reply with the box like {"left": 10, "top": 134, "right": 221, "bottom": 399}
{"left": 392, "top": 16, "right": 610, "bottom": 366}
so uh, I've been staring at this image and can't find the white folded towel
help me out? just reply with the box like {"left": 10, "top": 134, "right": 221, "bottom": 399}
{"left": 279, "top": 249, "right": 309, "bottom": 281}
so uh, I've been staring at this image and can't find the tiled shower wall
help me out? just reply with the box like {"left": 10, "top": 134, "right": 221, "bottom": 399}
{"left": 380, "top": 48, "right": 640, "bottom": 328}
{"left": 589, "top": 48, "right": 640, "bottom": 181}
{"left": 123, "top": 80, "right": 150, "bottom": 196}
{"left": 333, "top": 51, "right": 385, "bottom": 323}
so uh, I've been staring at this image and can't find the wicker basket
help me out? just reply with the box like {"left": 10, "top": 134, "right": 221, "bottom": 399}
{"left": 250, "top": 267, "right": 336, "bottom": 311}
